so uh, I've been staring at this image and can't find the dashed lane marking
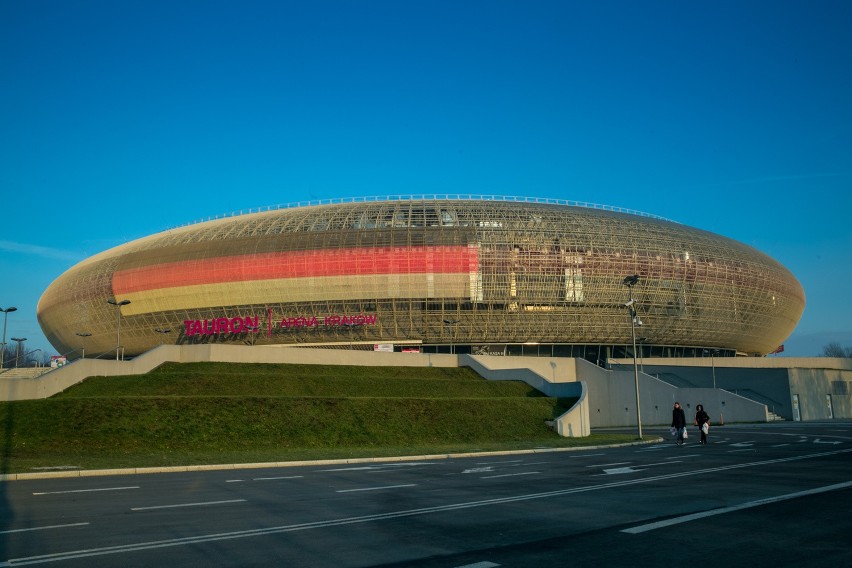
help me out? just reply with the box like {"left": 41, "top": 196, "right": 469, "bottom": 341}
{"left": 336, "top": 484, "right": 416, "bottom": 493}
{"left": 622, "top": 480, "right": 852, "bottom": 534}
{"left": 131, "top": 499, "right": 247, "bottom": 511}
{"left": 0, "top": 523, "right": 89, "bottom": 535}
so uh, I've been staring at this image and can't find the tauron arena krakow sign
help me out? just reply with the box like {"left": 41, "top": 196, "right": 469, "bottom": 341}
{"left": 182, "top": 314, "right": 378, "bottom": 337}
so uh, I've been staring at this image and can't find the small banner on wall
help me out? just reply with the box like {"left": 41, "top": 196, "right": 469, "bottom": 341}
{"left": 472, "top": 345, "right": 506, "bottom": 356}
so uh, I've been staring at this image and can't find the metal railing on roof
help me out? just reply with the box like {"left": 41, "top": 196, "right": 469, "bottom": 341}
{"left": 173, "top": 194, "right": 676, "bottom": 229}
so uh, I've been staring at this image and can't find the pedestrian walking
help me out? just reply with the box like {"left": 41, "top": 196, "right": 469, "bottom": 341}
{"left": 671, "top": 402, "right": 687, "bottom": 445}
{"left": 695, "top": 404, "right": 710, "bottom": 445}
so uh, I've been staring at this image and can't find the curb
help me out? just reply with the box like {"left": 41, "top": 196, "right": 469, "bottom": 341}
{"left": 0, "top": 438, "right": 662, "bottom": 482}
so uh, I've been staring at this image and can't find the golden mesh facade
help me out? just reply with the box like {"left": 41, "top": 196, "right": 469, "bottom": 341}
{"left": 37, "top": 197, "right": 805, "bottom": 359}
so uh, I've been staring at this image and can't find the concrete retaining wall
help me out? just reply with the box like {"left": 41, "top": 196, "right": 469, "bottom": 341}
{"left": 4, "top": 345, "right": 848, "bottom": 431}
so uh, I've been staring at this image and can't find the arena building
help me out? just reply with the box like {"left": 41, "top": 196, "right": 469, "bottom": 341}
{"left": 37, "top": 196, "right": 805, "bottom": 362}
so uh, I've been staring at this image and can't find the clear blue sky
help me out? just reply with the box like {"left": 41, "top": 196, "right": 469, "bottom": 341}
{"left": 2, "top": 1, "right": 850, "bottom": 358}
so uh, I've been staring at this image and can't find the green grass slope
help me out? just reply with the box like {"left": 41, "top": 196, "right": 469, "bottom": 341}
{"left": 0, "top": 363, "right": 632, "bottom": 474}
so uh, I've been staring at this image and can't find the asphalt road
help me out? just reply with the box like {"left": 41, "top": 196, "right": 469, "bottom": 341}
{"left": 1, "top": 422, "right": 851, "bottom": 567}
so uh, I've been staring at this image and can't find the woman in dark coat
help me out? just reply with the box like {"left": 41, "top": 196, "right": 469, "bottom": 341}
{"left": 671, "top": 402, "right": 687, "bottom": 445}
{"left": 695, "top": 404, "right": 710, "bottom": 445}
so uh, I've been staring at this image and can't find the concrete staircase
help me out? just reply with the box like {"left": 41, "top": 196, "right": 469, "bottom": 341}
{"left": 0, "top": 367, "right": 52, "bottom": 379}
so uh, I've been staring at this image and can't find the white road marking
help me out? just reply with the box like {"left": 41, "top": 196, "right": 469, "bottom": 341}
{"left": 601, "top": 460, "right": 682, "bottom": 475}
{"left": 462, "top": 467, "right": 494, "bottom": 474}
{"left": 455, "top": 562, "right": 500, "bottom": 568}
{"left": 602, "top": 467, "right": 641, "bottom": 475}
{"left": 585, "top": 462, "right": 630, "bottom": 468}
{"left": 0, "top": 523, "right": 89, "bottom": 535}
{"left": 318, "top": 466, "right": 388, "bottom": 472}
{"left": 480, "top": 472, "right": 539, "bottom": 479}
{"left": 131, "top": 499, "right": 247, "bottom": 511}
{"left": 622, "top": 480, "right": 852, "bottom": 534}
{"left": 336, "top": 484, "right": 416, "bottom": 493}
{"left": 225, "top": 480, "right": 244, "bottom": 483}
{"left": 814, "top": 439, "right": 842, "bottom": 445}
{"left": 7, "top": 448, "right": 851, "bottom": 566}
{"left": 318, "top": 463, "right": 431, "bottom": 472}
{"left": 33, "top": 486, "right": 139, "bottom": 496}
{"left": 253, "top": 475, "right": 304, "bottom": 481}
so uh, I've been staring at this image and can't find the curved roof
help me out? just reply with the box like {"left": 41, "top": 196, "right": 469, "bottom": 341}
{"left": 38, "top": 198, "right": 805, "bottom": 357}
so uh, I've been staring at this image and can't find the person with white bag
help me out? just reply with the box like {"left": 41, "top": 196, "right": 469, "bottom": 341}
{"left": 695, "top": 404, "right": 711, "bottom": 445}
{"left": 671, "top": 402, "right": 687, "bottom": 446}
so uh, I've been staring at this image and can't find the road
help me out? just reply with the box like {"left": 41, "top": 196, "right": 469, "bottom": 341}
{"left": 1, "top": 422, "right": 851, "bottom": 567}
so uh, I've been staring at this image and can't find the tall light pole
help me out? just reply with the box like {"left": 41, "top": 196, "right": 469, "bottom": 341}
{"left": 76, "top": 332, "right": 92, "bottom": 359}
{"left": 11, "top": 337, "right": 26, "bottom": 368}
{"left": 443, "top": 318, "right": 459, "bottom": 355}
{"left": 623, "top": 275, "right": 642, "bottom": 439}
{"left": 154, "top": 328, "right": 171, "bottom": 344}
{"left": 107, "top": 299, "right": 131, "bottom": 360}
{"left": 705, "top": 348, "right": 719, "bottom": 389}
{"left": 0, "top": 306, "right": 17, "bottom": 370}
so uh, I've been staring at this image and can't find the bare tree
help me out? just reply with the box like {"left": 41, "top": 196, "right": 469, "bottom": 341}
{"left": 1, "top": 344, "right": 13, "bottom": 368}
{"left": 821, "top": 342, "right": 852, "bottom": 357}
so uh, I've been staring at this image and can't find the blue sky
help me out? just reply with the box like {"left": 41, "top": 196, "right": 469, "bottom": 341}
{"left": 1, "top": 0, "right": 850, "bottom": 358}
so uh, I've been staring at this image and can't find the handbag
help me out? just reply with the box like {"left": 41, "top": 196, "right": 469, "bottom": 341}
{"left": 670, "top": 427, "right": 677, "bottom": 437}
{"left": 701, "top": 423, "right": 709, "bottom": 434}
{"left": 682, "top": 427, "right": 688, "bottom": 439}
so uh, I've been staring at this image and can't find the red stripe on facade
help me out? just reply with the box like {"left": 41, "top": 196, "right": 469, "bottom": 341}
{"left": 113, "top": 246, "right": 478, "bottom": 295}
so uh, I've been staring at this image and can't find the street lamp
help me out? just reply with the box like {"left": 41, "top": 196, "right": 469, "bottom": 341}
{"left": 11, "top": 337, "right": 26, "bottom": 368}
{"left": 0, "top": 306, "right": 17, "bottom": 370}
{"left": 623, "top": 275, "right": 642, "bottom": 439}
{"left": 107, "top": 299, "right": 131, "bottom": 361}
{"left": 704, "top": 348, "right": 719, "bottom": 389}
{"left": 443, "top": 318, "right": 459, "bottom": 354}
{"left": 638, "top": 337, "right": 647, "bottom": 373}
{"left": 76, "top": 332, "right": 92, "bottom": 359}
{"left": 154, "top": 328, "right": 172, "bottom": 344}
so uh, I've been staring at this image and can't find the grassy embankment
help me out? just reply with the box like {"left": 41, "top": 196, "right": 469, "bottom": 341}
{"left": 0, "top": 362, "right": 636, "bottom": 474}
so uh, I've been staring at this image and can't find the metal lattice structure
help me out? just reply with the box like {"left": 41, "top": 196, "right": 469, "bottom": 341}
{"left": 38, "top": 197, "right": 804, "bottom": 360}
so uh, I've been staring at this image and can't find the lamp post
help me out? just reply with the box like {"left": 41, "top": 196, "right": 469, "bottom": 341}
{"left": 704, "top": 348, "right": 719, "bottom": 389}
{"left": 11, "top": 337, "right": 26, "bottom": 368}
{"left": 154, "top": 328, "right": 172, "bottom": 344}
{"left": 443, "top": 318, "right": 459, "bottom": 354}
{"left": 243, "top": 325, "right": 259, "bottom": 346}
{"left": 0, "top": 306, "right": 17, "bottom": 370}
{"left": 76, "top": 332, "right": 92, "bottom": 359}
{"left": 638, "top": 337, "right": 647, "bottom": 373}
{"left": 107, "top": 299, "right": 131, "bottom": 360}
{"left": 623, "top": 275, "right": 642, "bottom": 439}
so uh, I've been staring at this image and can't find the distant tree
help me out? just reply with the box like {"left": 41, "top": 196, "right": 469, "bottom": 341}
{"left": 821, "top": 342, "right": 852, "bottom": 358}
{"left": 0, "top": 344, "right": 52, "bottom": 368}
{"left": 1, "top": 344, "right": 13, "bottom": 368}
{"left": 36, "top": 351, "right": 53, "bottom": 367}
